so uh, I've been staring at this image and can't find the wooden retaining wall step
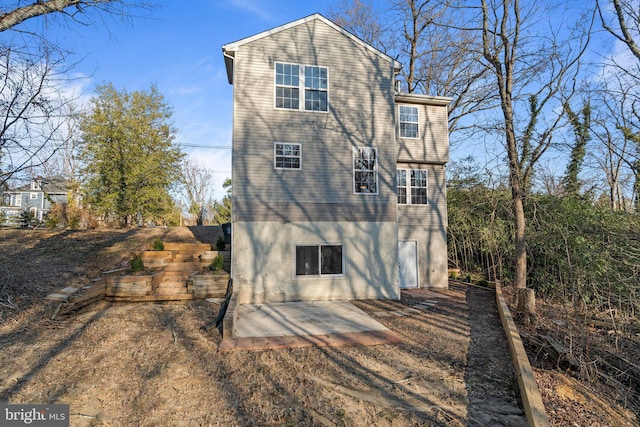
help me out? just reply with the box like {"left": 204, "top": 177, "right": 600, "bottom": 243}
{"left": 154, "top": 287, "right": 190, "bottom": 296}
{"left": 173, "top": 254, "right": 200, "bottom": 262}
{"left": 495, "top": 284, "right": 551, "bottom": 427}
{"left": 163, "top": 242, "right": 212, "bottom": 252}
{"left": 164, "top": 262, "right": 207, "bottom": 272}
{"left": 199, "top": 251, "right": 221, "bottom": 262}
{"left": 138, "top": 250, "right": 175, "bottom": 261}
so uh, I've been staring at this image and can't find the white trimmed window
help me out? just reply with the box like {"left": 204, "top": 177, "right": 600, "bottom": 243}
{"left": 275, "top": 62, "right": 328, "bottom": 112}
{"left": 295, "top": 244, "right": 344, "bottom": 276}
{"left": 397, "top": 170, "right": 407, "bottom": 204}
{"left": 399, "top": 105, "right": 419, "bottom": 138}
{"left": 30, "top": 193, "right": 38, "bottom": 200}
{"left": 274, "top": 143, "right": 301, "bottom": 169}
{"left": 397, "top": 169, "right": 428, "bottom": 205}
{"left": 353, "top": 147, "right": 378, "bottom": 194}
{"left": 275, "top": 63, "right": 300, "bottom": 109}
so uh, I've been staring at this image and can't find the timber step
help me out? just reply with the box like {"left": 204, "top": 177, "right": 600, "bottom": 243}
{"left": 162, "top": 242, "right": 212, "bottom": 252}
{"left": 56, "top": 237, "right": 228, "bottom": 305}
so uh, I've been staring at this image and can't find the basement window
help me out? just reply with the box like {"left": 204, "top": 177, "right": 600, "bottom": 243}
{"left": 295, "top": 244, "right": 343, "bottom": 276}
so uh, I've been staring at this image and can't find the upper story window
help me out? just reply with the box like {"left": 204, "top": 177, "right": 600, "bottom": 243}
{"left": 397, "top": 169, "right": 428, "bottom": 205}
{"left": 30, "top": 193, "right": 38, "bottom": 200}
{"left": 275, "top": 62, "right": 328, "bottom": 112}
{"left": 274, "top": 143, "right": 301, "bottom": 169}
{"left": 275, "top": 63, "right": 300, "bottom": 109}
{"left": 13, "top": 195, "right": 21, "bottom": 207}
{"left": 399, "top": 105, "right": 419, "bottom": 138}
{"left": 31, "top": 180, "right": 41, "bottom": 190}
{"left": 353, "top": 147, "right": 378, "bottom": 194}
{"left": 397, "top": 170, "right": 407, "bottom": 204}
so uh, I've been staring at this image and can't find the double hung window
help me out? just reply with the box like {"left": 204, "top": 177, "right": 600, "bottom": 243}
{"left": 397, "top": 169, "right": 428, "bottom": 205}
{"left": 353, "top": 147, "right": 378, "bottom": 194}
{"left": 295, "top": 244, "right": 343, "bottom": 276}
{"left": 399, "top": 105, "right": 419, "bottom": 138}
{"left": 274, "top": 143, "right": 301, "bottom": 169}
{"left": 275, "top": 62, "right": 328, "bottom": 112}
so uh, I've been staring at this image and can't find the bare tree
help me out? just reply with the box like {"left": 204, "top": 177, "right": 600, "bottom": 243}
{"left": 0, "top": 0, "right": 152, "bottom": 186}
{"left": 596, "top": 0, "right": 640, "bottom": 210}
{"left": 329, "top": 0, "right": 386, "bottom": 49}
{"left": 330, "top": 0, "right": 495, "bottom": 135}
{"left": 0, "top": 45, "right": 78, "bottom": 186}
{"left": 0, "top": 1, "right": 148, "bottom": 32}
{"left": 598, "top": 0, "right": 640, "bottom": 62}
{"left": 478, "top": 0, "right": 593, "bottom": 290}
{"left": 181, "top": 159, "right": 214, "bottom": 226}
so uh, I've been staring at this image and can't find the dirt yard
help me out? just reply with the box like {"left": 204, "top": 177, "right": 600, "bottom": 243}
{"left": 0, "top": 227, "right": 637, "bottom": 426}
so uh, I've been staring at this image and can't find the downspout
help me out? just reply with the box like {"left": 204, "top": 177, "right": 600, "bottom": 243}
{"left": 223, "top": 48, "right": 235, "bottom": 279}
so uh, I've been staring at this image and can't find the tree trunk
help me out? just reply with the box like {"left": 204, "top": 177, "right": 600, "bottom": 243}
{"left": 517, "top": 287, "right": 535, "bottom": 324}
{"left": 513, "top": 194, "right": 527, "bottom": 288}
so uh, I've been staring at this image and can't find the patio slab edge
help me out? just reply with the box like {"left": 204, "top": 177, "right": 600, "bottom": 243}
{"left": 218, "top": 329, "right": 402, "bottom": 353}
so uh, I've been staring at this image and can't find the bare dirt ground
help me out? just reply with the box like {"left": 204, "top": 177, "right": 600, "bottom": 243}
{"left": 0, "top": 227, "right": 637, "bottom": 426}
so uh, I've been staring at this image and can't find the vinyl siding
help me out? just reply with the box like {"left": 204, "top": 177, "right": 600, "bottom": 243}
{"left": 397, "top": 163, "right": 447, "bottom": 229}
{"left": 231, "top": 18, "right": 397, "bottom": 223}
{"left": 233, "top": 221, "right": 400, "bottom": 303}
{"left": 396, "top": 103, "right": 449, "bottom": 164}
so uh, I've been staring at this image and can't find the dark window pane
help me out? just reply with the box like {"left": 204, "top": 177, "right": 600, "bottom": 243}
{"left": 355, "top": 171, "right": 377, "bottom": 193}
{"left": 296, "top": 246, "right": 319, "bottom": 275}
{"left": 321, "top": 245, "right": 343, "bottom": 275}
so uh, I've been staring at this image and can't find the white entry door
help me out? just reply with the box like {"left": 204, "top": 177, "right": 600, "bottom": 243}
{"left": 398, "top": 241, "right": 418, "bottom": 289}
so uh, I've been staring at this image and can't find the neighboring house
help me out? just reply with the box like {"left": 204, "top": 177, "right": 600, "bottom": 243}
{"left": 222, "top": 14, "right": 451, "bottom": 304}
{"left": 0, "top": 176, "right": 71, "bottom": 225}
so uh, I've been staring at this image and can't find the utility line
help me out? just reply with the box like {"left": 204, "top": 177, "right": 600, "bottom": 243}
{"left": 182, "top": 144, "right": 232, "bottom": 149}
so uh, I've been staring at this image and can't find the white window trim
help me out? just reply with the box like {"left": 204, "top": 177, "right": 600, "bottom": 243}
{"left": 30, "top": 193, "right": 38, "bottom": 200}
{"left": 397, "top": 168, "right": 429, "bottom": 205}
{"left": 352, "top": 147, "right": 379, "bottom": 195}
{"left": 274, "top": 62, "right": 330, "bottom": 113}
{"left": 398, "top": 105, "right": 420, "bottom": 139}
{"left": 397, "top": 169, "right": 407, "bottom": 204}
{"left": 14, "top": 195, "right": 21, "bottom": 207}
{"left": 293, "top": 242, "right": 345, "bottom": 279}
{"left": 273, "top": 142, "right": 302, "bottom": 170}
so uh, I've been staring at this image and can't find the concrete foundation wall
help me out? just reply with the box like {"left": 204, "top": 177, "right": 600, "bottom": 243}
{"left": 398, "top": 225, "right": 448, "bottom": 289}
{"left": 232, "top": 221, "right": 400, "bottom": 303}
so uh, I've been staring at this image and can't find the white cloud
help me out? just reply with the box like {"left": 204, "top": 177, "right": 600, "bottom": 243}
{"left": 228, "top": 0, "right": 272, "bottom": 20}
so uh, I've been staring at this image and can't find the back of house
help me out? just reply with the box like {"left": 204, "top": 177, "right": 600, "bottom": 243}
{"left": 222, "top": 13, "right": 450, "bottom": 304}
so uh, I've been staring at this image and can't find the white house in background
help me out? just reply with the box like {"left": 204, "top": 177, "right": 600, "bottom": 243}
{"left": 222, "top": 13, "right": 451, "bottom": 304}
{"left": 1, "top": 176, "right": 71, "bottom": 225}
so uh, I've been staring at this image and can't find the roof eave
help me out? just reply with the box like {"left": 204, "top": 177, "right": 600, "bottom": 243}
{"left": 221, "top": 13, "right": 402, "bottom": 79}
{"left": 395, "top": 93, "right": 452, "bottom": 106}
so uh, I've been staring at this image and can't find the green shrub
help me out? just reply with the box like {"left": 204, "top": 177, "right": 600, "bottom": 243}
{"left": 216, "top": 237, "right": 226, "bottom": 251}
{"left": 68, "top": 214, "right": 81, "bottom": 229}
{"left": 45, "top": 215, "right": 59, "bottom": 229}
{"left": 209, "top": 254, "right": 225, "bottom": 272}
{"left": 18, "top": 210, "right": 32, "bottom": 227}
{"left": 130, "top": 254, "right": 145, "bottom": 272}
{"left": 151, "top": 238, "right": 164, "bottom": 251}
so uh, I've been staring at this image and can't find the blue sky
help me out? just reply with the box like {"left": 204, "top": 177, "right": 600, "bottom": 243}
{"left": 29, "top": 0, "right": 624, "bottom": 200}
{"left": 52, "top": 0, "right": 340, "bottom": 200}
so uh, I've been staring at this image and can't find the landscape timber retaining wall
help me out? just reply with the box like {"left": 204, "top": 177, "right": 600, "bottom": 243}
{"left": 495, "top": 284, "right": 551, "bottom": 427}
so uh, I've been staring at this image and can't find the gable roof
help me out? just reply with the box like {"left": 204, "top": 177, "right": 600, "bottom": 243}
{"left": 12, "top": 176, "right": 70, "bottom": 194}
{"left": 222, "top": 13, "right": 402, "bottom": 84}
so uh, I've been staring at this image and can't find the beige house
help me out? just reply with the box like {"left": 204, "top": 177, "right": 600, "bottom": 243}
{"left": 222, "top": 14, "right": 450, "bottom": 304}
